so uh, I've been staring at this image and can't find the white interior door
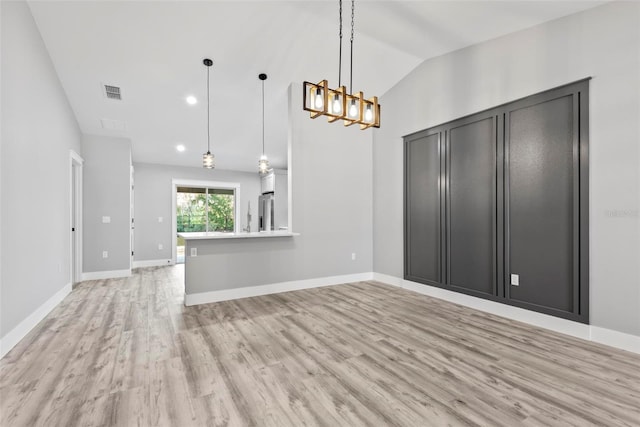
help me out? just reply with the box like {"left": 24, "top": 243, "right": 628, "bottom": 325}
{"left": 130, "top": 165, "right": 135, "bottom": 268}
{"left": 70, "top": 151, "right": 83, "bottom": 284}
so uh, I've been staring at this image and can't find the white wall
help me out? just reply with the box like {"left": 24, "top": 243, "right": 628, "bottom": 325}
{"left": 82, "top": 134, "right": 132, "bottom": 274}
{"left": 132, "top": 162, "right": 262, "bottom": 262}
{"left": 183, "top": 83, "right": 373, "bottom": 295}
{"left": 1, "top": 1, "right": 82, "bottom": 338}
{"left": 373, "top": 2, "right": 640, "bottom": 336}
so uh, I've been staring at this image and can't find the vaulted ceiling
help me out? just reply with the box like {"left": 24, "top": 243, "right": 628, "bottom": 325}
{"left": 28, "top": 1, "right": 604, "bottom": 172}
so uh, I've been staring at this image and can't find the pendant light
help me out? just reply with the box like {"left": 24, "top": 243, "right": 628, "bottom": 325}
{"left": 302, "top": 0, "right": 380, "bottom": 129}
{"left": 258, "top": 73, "right": 270, "bottom": 175}
{"left": 202, "top": 58, "right": 215, "bottom": 169}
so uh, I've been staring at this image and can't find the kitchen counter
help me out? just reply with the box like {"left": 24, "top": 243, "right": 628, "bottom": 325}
{"left": 178, "top": 230, "right": 299, "bottom": 240}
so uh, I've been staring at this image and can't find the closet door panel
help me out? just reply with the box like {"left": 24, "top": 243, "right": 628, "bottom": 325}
{"left": 448, "top": 117, "right": 496, "bottom": 296}
{"left": 506, "top": 94, "right": 575, "bottom": 313}
{"left": 405, "top": 133, "right": 441, "bottom": 284}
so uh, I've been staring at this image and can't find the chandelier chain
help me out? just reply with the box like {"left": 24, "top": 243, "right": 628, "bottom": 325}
{"left": 338, "top": 0, "right": 343, "bottom": 88}
{"left": 350, "top": 0, "right": 354, "bottom": 94}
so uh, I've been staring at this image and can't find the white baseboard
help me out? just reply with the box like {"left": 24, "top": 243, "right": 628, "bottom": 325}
{"left": 132, "top": 259, "right": 172, "bottom": 268}
{"left": 0, "top": 282, "right": 72, "bottom": 359}
{"left": 81, "top": 269, "right": 131, "bottom": 281}
{"left": 184, "top": 272, "right": 374, "bottom": 306}
{"left": 372, "top": 272, "right": 403, "bottom": 287}
{"left": 590, "top": 326, "right": 640, "bottom": 354}
{"left": 372, "top": 273, "right": 640, "bottom": 355}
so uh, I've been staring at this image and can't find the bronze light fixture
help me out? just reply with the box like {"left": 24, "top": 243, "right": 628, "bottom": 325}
{"left": 202, "top": 58, "right": 215, "bottom": 169}
{"left": 303, "top": 0, "right": 380, "bottom": 129}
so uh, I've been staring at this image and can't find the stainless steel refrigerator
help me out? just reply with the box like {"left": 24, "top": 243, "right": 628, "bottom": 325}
{"left": 258, "top": 193, "right": 274, "bottom": 231}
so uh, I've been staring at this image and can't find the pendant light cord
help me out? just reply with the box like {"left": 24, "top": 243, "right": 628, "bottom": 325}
{"left": 262, "top": 79, "right": 265, "bottom": 155}
{"left": 338, "top": 0, "right": 343, "bottom": 88}
{"left": 349, "top": 0, "right": 354, "bottom": 94}
{"left": 207, "top": 64, "right": 211, "bottom": 153}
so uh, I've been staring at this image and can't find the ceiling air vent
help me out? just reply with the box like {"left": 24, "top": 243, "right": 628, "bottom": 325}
{"left": 104, "top": 84, "right": 122, "bottom": 100}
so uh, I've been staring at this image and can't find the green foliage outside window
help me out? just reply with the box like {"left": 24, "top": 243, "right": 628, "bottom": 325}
{"left": 176, "top": 191, "right": 234, "bottom": 233}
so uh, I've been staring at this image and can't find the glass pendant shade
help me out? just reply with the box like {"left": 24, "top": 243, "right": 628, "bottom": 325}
{"left": 304, "top": 80, "right": 329, "bottom": 118}
{"left": 258, "top": 154, "right": 270, "bottom": 174}
{"left": 348, "top": 99, "right": 359, "bottom": 118}
{"left": 203, "top": 151, "right": 215, "bottom": 169}
{"left": 364, "top": 104, "right": 373, "bottom": 121}
{"left": 343, "top": 91, "right": 363, "bottom": 126}
{"left": 332, "top": 93, "right": 342, "bottom": 114}
{"left": 358, "top": 96, "right": 380, "bottom": 130}
{"left": 314, "top": 88, "right": 324, "bottom": 110}
{"left": 326, "top": 87, "right": 346, "bottom": 122}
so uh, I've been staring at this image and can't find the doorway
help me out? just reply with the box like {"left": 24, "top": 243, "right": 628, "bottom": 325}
{"left": 70, "top": 151, "right": 83, "bottom": 285}
{"left": 130, "top": 165, "right": 134, "bottom": 269}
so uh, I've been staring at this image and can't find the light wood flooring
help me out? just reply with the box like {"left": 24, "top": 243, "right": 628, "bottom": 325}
{"left": 1, "top": 266, "right": 639, "bottom": 426}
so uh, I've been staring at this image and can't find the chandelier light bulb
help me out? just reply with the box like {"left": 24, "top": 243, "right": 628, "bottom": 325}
{"left": 349, "top": 100, "right": 358, "bottom": 118}
{"left": 314, "top": 88, "right": 324, "bottom": 110}
{"left": 364, "top": 104, "right": 373, "bottom": 121}
{"left": 332, "top": 94, "right": 342, "bottom": 114}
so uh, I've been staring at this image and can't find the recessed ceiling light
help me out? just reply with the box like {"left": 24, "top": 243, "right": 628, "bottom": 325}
{"left": 176, "top": 144, "right": 186, "bottom": 152}
{"left": 186, "top": 96, "right": 197, "bottom": 105}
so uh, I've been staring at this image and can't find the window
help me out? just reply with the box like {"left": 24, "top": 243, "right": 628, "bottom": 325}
{"left": 172, "top": 179, "right": 241, "bottom": 265}
{"left": 176, "top": 186, "right": 235, "bottom": 233}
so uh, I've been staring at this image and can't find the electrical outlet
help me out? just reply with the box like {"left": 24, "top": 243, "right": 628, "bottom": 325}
{"left": 158, "top": 216, "right": 163, "bottom": 223}
{"left": 351, "top": 252, "right": 356, "bottom": 261}
{"left": 190, "top": 247, "right": 197, "bottom": 257}
{"left": 102, "top": 251, "right": 109, "bottom": 259}
{"left": 158, "top": 244, "right": 163, "bottom": 250}
{"left": 102, "top": 216, "right": 111, "bottom": 223}
{"left": 511, "top": 274, "right": 519, "bottom": 286}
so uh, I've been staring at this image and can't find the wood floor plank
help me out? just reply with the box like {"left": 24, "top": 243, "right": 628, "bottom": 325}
{"left": 1, "top": 267, "right": 639, "bottom": 426}
{"left": 149, "top": 357, "right": 197, "bottom": 427}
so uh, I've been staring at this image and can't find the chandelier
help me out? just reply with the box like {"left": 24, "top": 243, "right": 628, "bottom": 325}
{"left": 303, "top": 0, "right": 380, "bottom": 129}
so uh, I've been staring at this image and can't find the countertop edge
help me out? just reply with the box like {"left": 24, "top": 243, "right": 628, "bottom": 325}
{"left": 178, "top": 232, "right": 300, "bottom": 241}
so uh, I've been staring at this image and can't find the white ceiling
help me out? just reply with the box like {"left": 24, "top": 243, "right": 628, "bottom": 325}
{"left": 28, "top": 0, "right": 605, "bottom": 173}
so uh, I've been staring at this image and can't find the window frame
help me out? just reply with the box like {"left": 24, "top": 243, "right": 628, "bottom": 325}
{"left": 171, "top": 179, "right": 241, "bottom": 264}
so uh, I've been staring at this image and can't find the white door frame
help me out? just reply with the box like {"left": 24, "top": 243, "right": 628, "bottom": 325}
{"left": 171, "top": 178, "right": 241, "bottom": 264}
{"left": 130, "top": 165, "right": 134, "bottom": 270}
{"left": 69, "top": 150, "right": 84, "bottom": 285}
